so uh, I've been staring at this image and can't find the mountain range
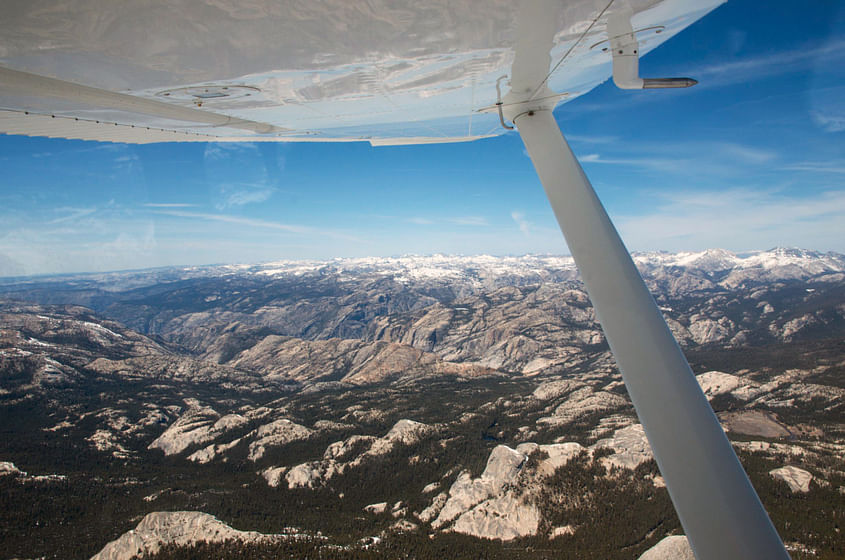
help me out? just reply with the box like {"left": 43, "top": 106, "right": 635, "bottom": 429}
{"left": 0, "top": 248, "right": 842, "bottom": 559}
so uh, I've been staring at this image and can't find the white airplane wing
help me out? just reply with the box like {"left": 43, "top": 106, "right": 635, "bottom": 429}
{"left": 2, "top": 0, "right": 717, "bottom": 145}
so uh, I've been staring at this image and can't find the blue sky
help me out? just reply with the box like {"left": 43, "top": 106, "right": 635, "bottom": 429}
{"left": 1, "top": 0, "right": 843, "bottom": 276}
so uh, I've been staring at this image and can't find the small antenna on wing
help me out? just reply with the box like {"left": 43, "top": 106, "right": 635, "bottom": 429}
{"left": 607, "top": 10, "right": 697, "bottom": 89}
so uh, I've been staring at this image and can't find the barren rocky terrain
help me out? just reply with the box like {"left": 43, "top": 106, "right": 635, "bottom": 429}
{"left": 0, "top": 248, "right": 843, "bottom": 559}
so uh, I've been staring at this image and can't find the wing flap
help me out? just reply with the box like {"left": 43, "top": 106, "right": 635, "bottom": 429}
{"left": 0, "top": 110, "right": 217, "bottom": 144}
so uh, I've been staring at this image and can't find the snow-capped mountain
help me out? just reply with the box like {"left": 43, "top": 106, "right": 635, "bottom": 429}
{"left": 242, "top": 247, "right": 844, "bottom": 282}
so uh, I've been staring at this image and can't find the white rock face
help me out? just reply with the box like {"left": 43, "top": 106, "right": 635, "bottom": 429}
{"left": 283, "top": 420, "right": 430, "bottom": 489}
{"left": 638, "top": 535, "right": 694, "bottom": 560}
{"left": 261, "top": 466, "right": 288, "bottom": 488}
{"left": 434, "top": 445, "right": 526, "bottom": 529}
{"left": 516, "top": 442, "right": 584, "bottom": 476}
{"left": 247, "top": 419, "right": 313, "bottom": 461}
{"left": 537, "top": 387, "right": 627, "bottom": 427}
{"left": 451, "top": 493, "right": 540, "bottom": 541}
{"left": 391, "top": 519, "right": 418, "bottom": 532}
{"left": 187, "top": 439, "right": 241, "bottom": 464}
{"left": 688, "top": 316, "right": 733, "bottom": 344}
{"left": 696, "top": 371, "right": 743, "bottom": 399}
{"left": 87, "top": 430, "right": 132, "bottom": 459}
{"left": 433, "top": 442, "right": 583, "bottom": 541}
{"left": 532, "top": 379, "right": 584, "bottom": 401}
{"left": 0, "top": 461, "right": 22, "bottom": 476}
{"left": 417, "top": 491, "right": 448, "bottom": 523}
{"left": 286, "top": 461, "right": 331, "bottom": 489}
{"left": 364, "top": 502, "right": 388, "bottom": 515}
{"left": 323, "top": 435, "right": 377, "bottom": 461}
{"left": 734, "top": 440, "right": 808, "bottom": 457}
{"left": 550, "top": 525, "right": 575, "bottom": 539}
{"left": 148, "top": 403, "right": 248, "bottom": 456}
{"left": 90, "top": 511, "right": 275, "bottom": 560}
{"left": 592, "top": 424, "right": 654, "bottom": 470}
{"left": 421, "top": 481, "right": 440, "bottom": 494}
{"left": 779, "top": 314, "right": 817, "bottom": 340}
{"left": 369, "top": 419, "right": 431, "bottom": 454}
{"left": 770, "top": 466, "right": 813, "bottom": 493}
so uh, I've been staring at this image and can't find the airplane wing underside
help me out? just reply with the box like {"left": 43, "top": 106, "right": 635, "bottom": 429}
{"left": 0, "top": 0, "right": 721, "bottom": 144}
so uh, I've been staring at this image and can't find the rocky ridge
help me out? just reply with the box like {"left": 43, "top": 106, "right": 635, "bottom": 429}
{"left": 279, "top": 419, "right": 433, "bottom": 489}
{"left": 90, "top": 511, "right": 282, "bottom": 560}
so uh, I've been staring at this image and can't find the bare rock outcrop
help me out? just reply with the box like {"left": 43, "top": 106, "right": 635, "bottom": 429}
{"left": 187, "top": 439, "right": 241, "bottom": 464}
{"left": 416, "top": 491, "right": 448, "bottom": 523}
{"left": 638, "top": 535, "right": 694, "bottom": 560}
{"left": 0, "top": 461, "right": 22, "bottom": 476}
{"left": 364, "top": 502, "right": 388, "bottom": 515}
{"left": 434, "top": 446, "right": 526, "bottom": 529}
{"left": 688, "top": 316, "right": 734, "bottom": 344}
{"left": 148, "top": 402, "right": 247, "bottom": 456}
{"left": 531, "top": 379, "right": 585, "bottom": 401}
{"left": 770, "top": 465, "right": 813, "bottom": 493}
{"left": 261, "top": 466, "right": 288, "bottom": 487}
{"left": 695, "top": 371, "right": 743, "bottom": 399}
{"left": 90, "top": 511, "right": 275, "bottom": 560}
{"left": 433, "top": 445, "right": 537, "bottom": 540}
{"left": 226, "top": 335, "right": 468, "bottom": 385}
{"left": 432, "top": 442, "right": 583, "bottom": 541}
{"left": 719, "top": 410, "right": 791, "bottom": 438}
{"left": 451, "top": 493, "right": 540, "bottom": 541}
{"left": 247, "top": 419, "right": 313, "bottom": 461}
{"left": 538, "top": 387, "right": 628, "bottom": 427}
{"left": 591, "top": 423, "right": 654, "bottom": 471}
{"left": 283, "top": 420, "right": 432, "bottom": 489}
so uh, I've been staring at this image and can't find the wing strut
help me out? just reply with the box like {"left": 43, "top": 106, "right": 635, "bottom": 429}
{"left": 512, "top": 107, "right": 789, "bottom": 559}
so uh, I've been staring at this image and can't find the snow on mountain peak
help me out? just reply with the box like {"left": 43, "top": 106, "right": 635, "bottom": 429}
{"left": 87, "top": 249, "right": 843, "bottom": 286}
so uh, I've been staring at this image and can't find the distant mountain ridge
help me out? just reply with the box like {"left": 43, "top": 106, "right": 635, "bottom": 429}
{"left": 1, "top": 247, "right": 842, "bottom": 385}
{"left": 2, "top": 247, "right": 843, "bottom": 286}
{"left": 225, "top": 247, "right": 845, "bottom": 282}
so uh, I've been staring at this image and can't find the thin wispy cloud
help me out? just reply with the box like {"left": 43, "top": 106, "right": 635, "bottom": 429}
{"left": 151, "top": 209, "right": 363, "bottom": 242}
{"left": 143, "top": 203, "right": 197, "bottom": 208}
{"left": 615, "top": 187, "right": 845, "bottom": 252}
{"left": 579, "top": 153, "right": 688, "bottom": 173}
{"left": 449, "top": 216, "right": 489, "bottom": 226}
{"left": 204, "top": 143, "right": 261, "bottom": 162}
{"left": 405, "top": 215, "right": 489, "bottom": 227}
{"left": 580, "top": 141, "right": 777, "bottom": 176}
{"left": 566, "top": 134, "right": 619, "bottom": 145}
{"left": 47, "top": 207, "right": 97, "bottom": 225}
{"left": 511, "top": 211, "right": 531, "bottom": 235}
{"left": 153, "top": 210, "right": 310, "bottom": 234}
{"left": 811, "top": 109, "right": 845, "bottom": 133}
{"left": 781, "top": 162, "right": 845, "bottom": 174}
{"left": 217, "top": 187, "right": 276, "bottom": 209}
{"left": 694, "top": 40, "right": 845, "bottom": 88}
{"left": 718, "top": 143, "right": 776, "bottom": 165}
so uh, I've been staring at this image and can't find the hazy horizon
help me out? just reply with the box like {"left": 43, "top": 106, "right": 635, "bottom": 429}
{"left": 2, "top": 245, "right": 841, "bottom": 281}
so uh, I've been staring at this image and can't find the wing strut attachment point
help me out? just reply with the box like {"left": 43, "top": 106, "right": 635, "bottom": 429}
{"left": 607, "top": 10, "right": 697, "bottom": 89}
